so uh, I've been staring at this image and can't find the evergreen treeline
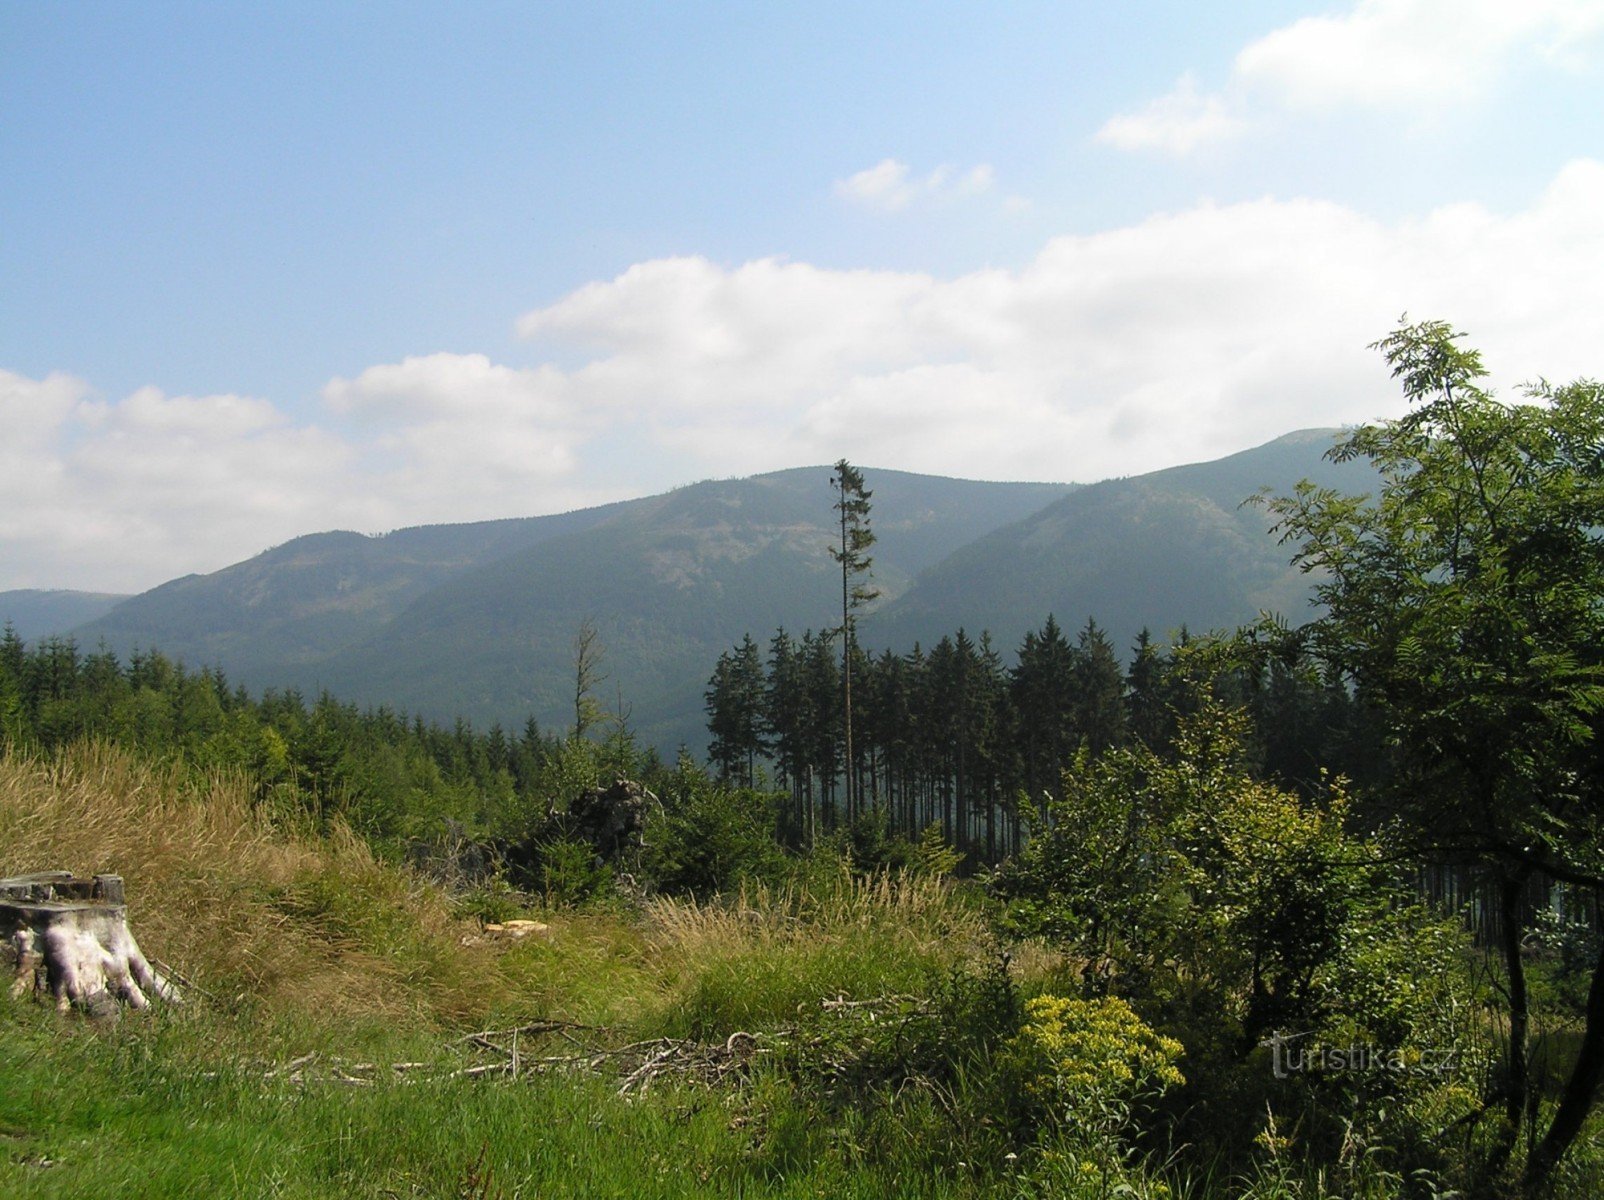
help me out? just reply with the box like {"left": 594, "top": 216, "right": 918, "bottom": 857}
{"left": 0, "top": 625, "right": 649, "bottom": 852}
{"left": 706, "top": 614, "right": 1389, "bottom": 863}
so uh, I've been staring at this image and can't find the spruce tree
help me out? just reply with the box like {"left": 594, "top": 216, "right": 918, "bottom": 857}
{"left": 1071, "top": 618, "right": 1127, "bottom": 756}
{"left": 1125, "top": 628, "right": 1170, "bottom": 751}
{"left": 1011, "top": 615, "right": 1077, "bottom": 810}
{"left": 829, "top": 460, "right": 878, "bottom": 824}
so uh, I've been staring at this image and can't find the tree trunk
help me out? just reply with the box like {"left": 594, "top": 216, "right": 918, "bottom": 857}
{"left": 1523, "top": 922, "right": 1604, "bottom": 1191}
{"left": 1503, "top": 871, "right": 1531, "bottom": 1131}
{"left": 1484, "top": 870, "right": 1531, "bottom": 1175}
{"left": 1, "top": 872, "right": 180, "bottom": 1016}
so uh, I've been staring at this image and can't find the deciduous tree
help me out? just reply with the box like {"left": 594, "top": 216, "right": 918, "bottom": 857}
{"left": 1266, "top": 318, "right": 1604, "bottom": 1189}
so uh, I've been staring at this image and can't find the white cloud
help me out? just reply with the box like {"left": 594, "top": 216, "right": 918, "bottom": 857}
{"left": 1095, "top": 73, "right": 1247, "bottom": 155}
{"left": 507, "top": 160, "right": 1604, "bottom": 486}
{"left": 834, "top": 158, "right": 1013, "bottom": 213}
{"left": 1, "top": 369, "right": 90, "bottom": 446}
{"left": 1237, "top": 0, "right": 1604, "bottom": 111}
{"left": 6, "top": 160, "right": 1604, "bottom": 593}
{"left": 1099, "top": 0, "right": 1604, "bottom": 155}
{"left": 0, "top": 377, "right": 374, "bottom": 592}
{"left": 324, "top": 352, "right": 572, "bottom": 424}
{"left": 835, "top": 159, "right": 916, "bottom": 211}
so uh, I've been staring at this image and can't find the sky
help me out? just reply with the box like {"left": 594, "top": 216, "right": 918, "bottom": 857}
{"left": 4, "top": 0, "right": 1604, "bottom": 593}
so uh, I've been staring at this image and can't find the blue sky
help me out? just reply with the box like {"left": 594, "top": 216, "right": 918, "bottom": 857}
{"left": 4, "top": 1, "right": 1604, "bottom": 591}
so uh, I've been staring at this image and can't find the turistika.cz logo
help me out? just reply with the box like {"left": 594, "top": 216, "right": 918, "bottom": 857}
{"left": 1259, "top": 1031, "right": 1457, "bottom": 1079}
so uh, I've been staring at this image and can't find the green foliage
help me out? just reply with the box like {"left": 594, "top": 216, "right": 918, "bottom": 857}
{"left": 992, "top": 697, "right": 1491, "bottom": 1188}
{"left": 1008, "top": 1141, "right": 1179, "bottom": 1200}
{"left": 779, "top": 956, "right": 1020, "bottom": 1100}
{"left": 644, "top": 757, "right": 788, "bottom": 898}
{"left": 911, "top": 821, "right": 962, "bottom": 877}
{"left": 1266, "top": 318, "right": 1604, "bottom": 880}
{"left": 997, "top": 704, "right": 1383, "bottom": 1038}
{"left": 528, "top": 835, "right": 614, "bottom": 906}
{"left": 1003, "top": 994, "right": 1185, "bottom": 1133}
{"left": 453, "top": 875, "right": 526, "bottom": 926}
{"left": 1265, "top": 317, "right": 1604, "bottom": 1187}
{"left": 830, "top": 459, "right": 880, "bottom": 614}
{"left": 718, "top": 602, "right": 1384, "bottom": 871}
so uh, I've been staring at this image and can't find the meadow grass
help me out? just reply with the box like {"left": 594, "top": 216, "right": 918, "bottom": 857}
{"left": 11, "top": 744, "right": 1604, "bottom": 1197}
{"left": 640, "top": 869, "right": 994, "bottom": 1038}
{"left": 0, "top": 999, "right": 985, "bottom": 1199}
{"left": 0, "top": 746, "right": 1004, "bottom": 1197}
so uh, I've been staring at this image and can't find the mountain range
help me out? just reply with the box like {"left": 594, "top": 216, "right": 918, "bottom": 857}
{"left": 3, "top": 430, "right": 1373, "bottom": 752}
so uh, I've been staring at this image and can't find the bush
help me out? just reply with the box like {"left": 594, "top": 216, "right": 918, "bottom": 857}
{"left": 643, "top": 762, "right": 788, "bottom": 898}
{"left": 1003, "top": 994, "right": 1185, "bottom": 1135}
{"left": 531, "top": 834, "right": 614, "bottom": 906}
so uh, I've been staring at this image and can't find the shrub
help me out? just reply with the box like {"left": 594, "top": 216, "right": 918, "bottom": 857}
{"left": 531, "top": 834, "right": 614, "bottom": 906}
{"left": 643, "top": 764, "right": 788, "bottom": 898}
{"left": 1003, "top": 994, "right": 1185, "bottom": 1135}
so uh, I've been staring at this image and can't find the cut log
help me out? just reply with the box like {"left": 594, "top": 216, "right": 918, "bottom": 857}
{"left": 1, "top": 872, "right": 181, "bottom": 1016}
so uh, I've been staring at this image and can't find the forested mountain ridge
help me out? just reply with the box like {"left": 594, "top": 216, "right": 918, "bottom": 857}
{"left": 0, "top": 589, "right": 129, "bottom": 641}
{"left": 870, "top": 429, "right": 1373, "bottom": 656}
{"left": 36, "top": 434, "right": 1368, "bottom": 751}
{"left": 64, "top": 468, "right": 1074, "bottom": 747}
{"left": 68, "top": 502, "right": 640, "bottom": 678}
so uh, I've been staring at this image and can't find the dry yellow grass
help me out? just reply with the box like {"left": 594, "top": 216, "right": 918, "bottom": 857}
{"left": 0, "top": 743, "right": 1048, "bottom": 1040}
{"left": 0, "top": 742, "right": 499, "bottom": 1025}
{"left": 634, "top": 866, "right": 1002, "bottom": 1037}
{"left": 644, "top": 866, "right": 989, "bottom": 953}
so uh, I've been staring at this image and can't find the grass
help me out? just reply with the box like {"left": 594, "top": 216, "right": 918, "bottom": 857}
{"left": 0, "top": 1001, "right": 983, "bottom": 1198}
{"left": 641, "top": 870, "right": 994, "bottom": 1038}
{"left": 0, "top": 744, "right": 499, "bottom": 1027}
{"left": 10, "top": 742, "right": 1604, "bottom": 1198}
{"left": 0, "top": 745, "right": 1011, "bottom": 1197}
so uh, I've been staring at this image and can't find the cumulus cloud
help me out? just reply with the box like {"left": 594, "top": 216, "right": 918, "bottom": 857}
{"left": 834, "top": 158, "right": 1012, "bottom": 212}
{"left": 1096, "top": 73, "right": 1246, "bottom": 155}
{"left": 7, "top": 160, "right": 1604, "bottom": 592}
{"left": 507, "top": 159, "right": 1604, "bottom": 486}
{"left": 1099, "top": 0, "right": 1604, "bottom": 154}
{"left": 324, "top": 352, "right": 572, "bottom": 424}
{"left": 1236, "top": 0, "right": 1604, "bottom": 111}
{"left": 322, "top": 352, "right": 588, "bottom": 511}
{"left": 0, "top": 375, "right": 374, "bottom": 592}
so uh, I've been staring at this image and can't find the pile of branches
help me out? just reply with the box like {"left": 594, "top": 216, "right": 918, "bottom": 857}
{"left": 453, "top": 1020, "right": 771, "bottom": 1096}
{"left": 250, "top": 993, "right": 949, "bottom": 1098}
{"left": 251, "top": 1018, "right": 777, "bottom": 1097}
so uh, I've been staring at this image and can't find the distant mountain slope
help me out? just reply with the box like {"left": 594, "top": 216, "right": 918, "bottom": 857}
{"left": 0, "top": 590, "right": 130, "bottom": 642}
{"left": 74, "top": 502, "right": 637, "bottom": 676}
{"left": 872, "top": 429, "right": 1370, "bottom": 656}
{"left": 273, "top": 469, "right": 1073, "bottom": 745}
{"left": 69, "top": 469, "right": 1071, "bottom": 747}
{"left": 54, "top": 435, "right": 1371, "bottom": 753}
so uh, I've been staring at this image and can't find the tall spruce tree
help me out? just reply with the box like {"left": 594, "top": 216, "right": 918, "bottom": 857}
{"left": 1125, "top": 628, "right": 1170, "bottom": 752}
{"left": 829, "top": 460, "right": 879, "bottom": 824}
{"left": 1011, "top": 615, "right": 1078, "bottom": 812}
{"left": 762, "top": 628, "right": 811, "bottom": 840}
{"left": 1071, "top": 617, "right": 1127, "bottom": 756}
{"left": 705, "top": 636, "right": 766, "bottom": 787}
{"left": 803, "top": 629, "right": 843, "bottom": 827}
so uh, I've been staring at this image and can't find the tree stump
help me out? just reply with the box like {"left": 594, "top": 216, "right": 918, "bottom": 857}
{"left": 570, "top": 778, "right": 656, "bottom": 861}
{"left": 1, "top": 872, "right": 181, "bottom": 1016}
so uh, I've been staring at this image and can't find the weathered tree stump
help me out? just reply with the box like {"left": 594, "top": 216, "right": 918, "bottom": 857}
{"left": 570, "top": 778, "right": 656, "bottom": 860}
{"left": 1, "top": 872, "right": 181, "bottom": 1016}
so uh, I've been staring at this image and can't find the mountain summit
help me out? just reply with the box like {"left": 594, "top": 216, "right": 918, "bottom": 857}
{"left": 37, "top": 432, "right": 1363, "bottom": 751}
